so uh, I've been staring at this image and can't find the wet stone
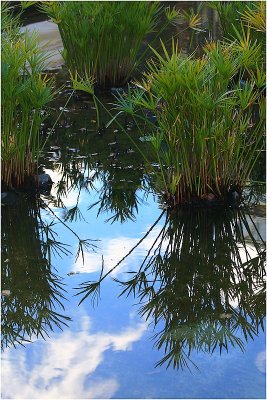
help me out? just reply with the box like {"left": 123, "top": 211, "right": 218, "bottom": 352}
{"left": 1, "top": 192, "right": 19, "bottom": 207}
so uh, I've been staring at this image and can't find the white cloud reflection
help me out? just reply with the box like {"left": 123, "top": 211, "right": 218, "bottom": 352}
{"left": 2, "top": 315, "right": 146, "bottom": 399}
{"left": 255, "top": 351, "right": 266, "bottom": 374}
{"left": 73, "top": 227, "right": 166, "bottom": 277}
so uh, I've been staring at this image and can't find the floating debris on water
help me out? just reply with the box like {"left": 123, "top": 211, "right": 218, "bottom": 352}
{"left": 139, "top": 135, "right": 153, "bottom": 142}
{"left": 219, "top": 313, "right": 233, "bottom": 319}
{"left": 67, "top": 148, "right": 80, "bottom": 154}
{"left": 108, "top": 152, "right": 119, "bottom": 158}
{"left": 1, "top": 290, "right": 11, "bottom": 296}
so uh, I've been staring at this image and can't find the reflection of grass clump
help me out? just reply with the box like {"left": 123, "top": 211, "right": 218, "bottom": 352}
{"left": 40, "top": 1, "right": 173, "bottom": 88}
{"left": 1, "top": 4, "right": 54, "bottom": 189}
{"left": 1, "top": 197, "right": 70, "bottom": 350}
{"left": 77, "top": 207, "right": 266, "bottom": 370}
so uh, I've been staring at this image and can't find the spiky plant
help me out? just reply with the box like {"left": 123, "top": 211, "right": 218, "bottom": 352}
{"left": 210, "top": 1, "right": 266, "bottom": 50}
{"left": 1, "top": 7, "right": 54, "bottom": 189}
{"left": 40, "top": 1, "right": 177, "bottom": 88}
{"left": 114, "top": 40, "right": 265, "bottom": 206}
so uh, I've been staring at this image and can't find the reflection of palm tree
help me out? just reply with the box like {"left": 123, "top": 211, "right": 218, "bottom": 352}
{"left": 51, "top": 154, "right": 150, "bottom": 224}
{"left": 89, "top": 166, "right": 149, "bottom": 223}
{"left": 78, "top": 208, "right": 265, "bottom": 370}
{"left": 1, "top": 196, "right": 71, "bottom": 350}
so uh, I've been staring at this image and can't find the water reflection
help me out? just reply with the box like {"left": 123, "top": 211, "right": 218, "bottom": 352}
{"left": 2, "top": 314, "right": 147, "bottom": 399}
{"left": 1, "top": 196, "right": 71, "bottom": 350}
{"left": 87, "top": 166, "right": 151, "bottom": 224}
{"left": 78, "top": 207, "right": 266, "bottom": 370}
{"left": 43, "top": 130, "right": 152, "bottom": 224}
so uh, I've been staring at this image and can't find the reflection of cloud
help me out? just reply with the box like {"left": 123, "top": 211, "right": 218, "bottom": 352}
{"left": 45, "top": 168, "right": 82, "bottom": 208}
{"left": 74, "top": 230, "right": 264, "bottom": 317}
{"left": 44, "top": 167, "right": 103, "bottom": 209}
{"left": 74, "top": 227, "right": 166, "bottom": 276}
{"left": 255, "top": 351, "right": 266, "bottom": 374}
{"left": 229, "top": 245, "right": 265, "bottom": 309}
{"left": 2, "top": 316, "right": 146, "bottom": 399}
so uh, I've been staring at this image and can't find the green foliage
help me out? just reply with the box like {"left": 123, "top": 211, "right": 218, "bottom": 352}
{"left": 241, "top": 1, "right": 266, "bottom": 33}
{"left": 1, "top": 9, "right": 54, "bottom": 189}
{"left": 1, "top": 2, "right": 20, "bottom": 34}
{"left": 114, "top": 40, "right": 265, "bottom": 205}
{"left": 40, "top": 1, "right": 176, "bottom": 88}
{"left": 211, "top": 1, "right": 266, "bottom": 47}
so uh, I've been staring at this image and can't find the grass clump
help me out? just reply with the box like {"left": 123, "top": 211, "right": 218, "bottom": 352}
{"left": 114, "top": 40, "right": 265, "bottom": 207}
{"left": 1, "top": 4, "right": 54, "bottom": 189}
{"left": 210, "top": 1, "right": 266, "bottom": 46}
{"left": 40, "top": 1, "right": 175, "bottom": 88}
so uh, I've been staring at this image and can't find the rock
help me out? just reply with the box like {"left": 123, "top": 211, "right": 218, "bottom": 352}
{"left": 37, "top": 173, "right": 53, "bottom": 187}
{"left": 227, "top": 190, "right": 241, "bottom": 207}
{"left": 1, "top": 191, "right": 19, "bottom": 206}
{"left": 37, "top": 173, "right": 53, "bottom": 195}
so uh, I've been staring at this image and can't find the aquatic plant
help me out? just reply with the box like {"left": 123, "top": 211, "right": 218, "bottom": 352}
{"left": 40, "top": 1, "right": 177, "bottom": 88}
{"left": 1, "top": 7, "right": 54, "bottom": 189}
{"left": 113, "top": 40, "right": 265, "bottom": 206}
{"left": 210, "top": 1, "right": 265, "bottom": 40}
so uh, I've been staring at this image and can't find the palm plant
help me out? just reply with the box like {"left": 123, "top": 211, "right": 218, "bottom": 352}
{"left": 40, "top": 1, "right": 177, "bottom": 88}
{"left": 1, "top": 5, "right": 54, "bottom": 189}
{"left": 114, "top": 40, "right": 265, "bottom": 206}
{"left": 210, "top": 1, "right": 265, "bottom": 42}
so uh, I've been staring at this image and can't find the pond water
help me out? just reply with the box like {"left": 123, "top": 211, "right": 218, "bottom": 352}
{"left": 1, "top": 5, "right": 266, "bottom": 400}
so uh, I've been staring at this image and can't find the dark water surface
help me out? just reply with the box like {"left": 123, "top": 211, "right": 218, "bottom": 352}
{"left": 1, "top": 5, "right": 266, "bottom": 399}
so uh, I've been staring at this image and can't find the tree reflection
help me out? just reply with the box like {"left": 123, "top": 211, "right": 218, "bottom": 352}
{"left": 49, "top": 154, "right": 151, "bottom": 224}
{"left": 88, "top": 165, "right": 150, "bottom": 224}
{"left": 1, "top": 196, "right": 71, "bottom": 350}
{"left": 78, "top": 207, "right": 266, "bottom": 370}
